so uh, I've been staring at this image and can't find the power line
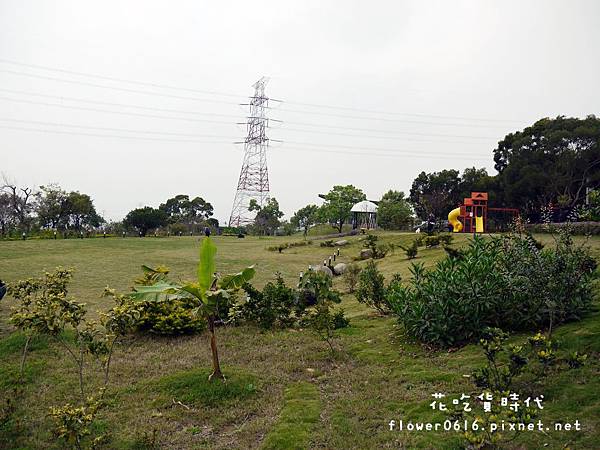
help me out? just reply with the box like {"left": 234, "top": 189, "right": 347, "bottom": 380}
{"left": 279, "top": 126, "right": 494, "bottom": 141}
{"left": 0, "top": 124, "right": 235, "bottom": 144}
{"left": 279, "top": 100, "right": 523, "bottom": 124}
{"left": 0, "top": 118, "right": 239, "bottom": 139}
{"left": 0, "top": 88, "right": 246, "bottom": 120}
{"left": 276, "top": 106, "right": 514, "bottom": 128}
{"left": 279, "top": 140, "right": 488, "bottom": 157}
{"left": 0, "top": 58, "right": 245, "bottom": 98}
{"left": 277, "top": 120, "right": 500, "bottom": 140}
{"left": 277, "top": 146, "right": 491, "bottom": 161}
{"left": 0, "top": 69, "right": 241, "bottom": 105}
{"left": 0, "top": 93, "right": 500, "bottom": 144}
{"left": 0, "top": 123, "right": 493, "bottom": 161}
{"left": 0, "top": 59, "right": 525, "bottom": 124}
{"left": 0, "top": 96, "right": 239, "bottom": 125}
{"left": 0, "top": 88, "right": 503, "bottom": 140}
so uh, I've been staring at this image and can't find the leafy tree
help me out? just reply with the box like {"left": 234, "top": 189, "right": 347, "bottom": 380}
{"left": 123, "top": 207, "right": 168, "bottom": 236}
{"left": 248, "top": 198, "right": 284, "bottom": 235}
{"left": 159, "top": 194, "right": 214, "bottom": 226}
{"left": 377, "top": 190, "right": 413, "bottom": 230}
{"left": 35, "top": 184, "right": 69, "bottom": 229}
{"left": 130, "top": 237, "right": 255, "bottom": 381}
{"left": 409, "top": 170, "right": 461, "bottom": 220}
{"left": 35, "top": 186, "right": 103, "bottom": 233}
{"left": 291, "top": 204, "right": 319, "bottom": 236}
{"left": 458, "top": 167, "right": 495, "bottom": 203}
{"left": 66, "top": 192, "right": 102, "bottom": 231}
{"left": 319, "top": 185, "right": 366, "bottom": 233}
{"left": 494, "top": 116, "right": 600, "bottom": 218}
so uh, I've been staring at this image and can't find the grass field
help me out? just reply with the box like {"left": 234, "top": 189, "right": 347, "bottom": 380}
{"left": 1, "top": 232, "right": 599, "bottom": 449}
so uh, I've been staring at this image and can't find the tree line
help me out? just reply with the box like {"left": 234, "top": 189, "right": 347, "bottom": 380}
{"left": 2, "top": 116, "right": 598, "bottom": 238}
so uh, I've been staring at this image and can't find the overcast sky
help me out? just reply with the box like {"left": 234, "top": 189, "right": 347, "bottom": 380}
{"left": 1, "top": 0, "right": 599, "bottom": 223}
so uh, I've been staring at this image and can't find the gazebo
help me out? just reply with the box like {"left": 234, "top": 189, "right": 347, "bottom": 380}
{"left": 351, "top": 200, "right": 378, "bottom": 230}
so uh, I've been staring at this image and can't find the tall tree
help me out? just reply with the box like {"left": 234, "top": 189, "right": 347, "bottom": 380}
{"left": 66, "top": 192, "right": 102, "bottom": 231}
{"left": 159, "top": 194, "right": 214, "bottom": 225}
{"left": 319, "top": 185, "right": 366, "bottom": 233}
{"left": 0, "top": 193, "right": 13, "bottom": 236}
{"left": 248, "top": 198, "right": 284, "bottom": 235}
{"left": 494, "top": 116, "right": 600, "bottom": 217}
{"left": 409, "top": 170, "right": 461, "bottom": 220}
{"left": 291, "top": 204, "right": 319, "bottom": 236}
{"left": 1, "top": 175, "right": 35, "bottom": 232}
{"left": 124, "top": 207, "right": 168, "bottom": 236}
{"left": 377, "top": 190, "right": 413, "bottom": 230}
{"left": 35, "top": 184, "right": 69, "bottom": 229}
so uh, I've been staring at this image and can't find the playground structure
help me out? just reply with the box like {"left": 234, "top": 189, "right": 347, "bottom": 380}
{"left": 448, "top": 192, "right": 519, "bottom": 233}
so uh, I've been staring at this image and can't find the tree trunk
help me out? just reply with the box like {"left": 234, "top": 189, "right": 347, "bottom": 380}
{"left": 207, "top": 316, "right": 225, "bottom": 382}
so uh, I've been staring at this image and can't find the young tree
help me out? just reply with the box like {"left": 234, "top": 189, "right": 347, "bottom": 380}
{"left": 131, "top": 237, "right": 255, "bottom": 381}
{"left": 248, "top": 198, "right": 284, "bottom": 235}
{"left": 291, "top": 204, "right": 319, "bottom": 236}
{"left": 377, "top": 190, "right": 413, "bottom": 230}
{"left": 319, "top": 185, "right": 366, "bottom": 233}
{"left": 123, "top": 207, "right": 168, "bottom": 236}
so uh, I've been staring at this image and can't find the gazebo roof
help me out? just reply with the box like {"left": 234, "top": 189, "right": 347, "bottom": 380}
{"left": 351, "top": 200, "right": 378, "bottom": 213}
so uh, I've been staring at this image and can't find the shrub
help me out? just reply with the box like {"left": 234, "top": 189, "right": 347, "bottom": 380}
{"left": 525, "top": 221, "right": 600, "bottom": 236}
{"left": 332, "top": 309, "right": 350, "bottom": 329}
{"left": 299, "top": 272, "right": 345, "bottom": 353}
{"left": 234, "top": 274, "right": 300, "bottom": 329}
{"left": 342, "top": 263, "right": 361, "bottom": 293}
{"left": 105, "top": 266, "right": 206, "bottom": 336}
{"left": 388, "top": 232, "right": 597, "bottom": 347}
{"left": 355, "top": 260, "right": 391, "bottom": 314}
{"left": 424, "top": 235, "right": 440, "bottom": 248}
{"left": 320, "top": 240, "right": 335, "bottom": 247}
{"left": 400, "top": 240, "right": 418, "bottom": 259}
{"left": 438, "top": 233, "right": 453, "bottom": 245}
{"left": 267, "top": 241, "right": 312, "bottom": 252}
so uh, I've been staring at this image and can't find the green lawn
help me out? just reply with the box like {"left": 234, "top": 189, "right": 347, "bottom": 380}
{"left": 0, "top": 232, "right": 599, "bottom": 449}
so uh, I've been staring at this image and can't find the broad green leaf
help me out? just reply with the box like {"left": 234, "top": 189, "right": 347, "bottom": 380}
{"left": 181, "top": 283, "right": 203, "bottom": 299}
{"left": 219, "top": 266, "right": 256, "bottom": 290}
{"left": 198, "top": 237, "right": 217, "bottom": 292}
{"left": 129, "top": 281, "right": 181, "bottom": 302}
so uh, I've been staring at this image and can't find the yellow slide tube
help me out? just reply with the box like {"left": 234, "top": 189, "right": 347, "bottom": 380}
{"left": 448, "top": 207, "right": 463, "bottom": 233}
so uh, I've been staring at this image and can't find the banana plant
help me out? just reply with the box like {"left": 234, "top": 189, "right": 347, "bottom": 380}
{"left": 130, "top": 237, "right": 255, "bottom": 381}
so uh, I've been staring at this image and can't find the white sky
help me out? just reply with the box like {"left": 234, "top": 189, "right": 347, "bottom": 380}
{"left": 1, "top": 0, "right": 599, "bottom": 223}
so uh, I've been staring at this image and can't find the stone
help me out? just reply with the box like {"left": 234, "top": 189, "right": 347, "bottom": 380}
{"left": 359, "top": 248, "right": 373, "bottom": 260}
{"left": 333, "top": 263, "right": 347, "bottom": 275}
{"left": 312, "top": 265, "right": 333, "bottom": 278}
{"left": 334, "top": 239, "right": 349, "bottom": 246}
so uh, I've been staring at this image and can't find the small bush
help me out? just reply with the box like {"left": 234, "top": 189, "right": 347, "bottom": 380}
{"left": 267, "top": 241, "right": 312, "bottom": 252}
{"left": 342, "top": 263, "right": 361, "bottom": 293}
{"left": 424, "top": 235, "right": 440, "bottom": 248}
{"left": 400, "top": 240, "right": 418, "bottom": 259}
{"left": 355, "top": 260, "right": 389, "bottom": 314}
{"left": 234, "top": 274, "right": 300, "bottom": 329}
{"left": 320, "top": 240, "right": 335, "bottom": 247}
{"left": 438, "top": 233, "right": 453, "bottom": 245}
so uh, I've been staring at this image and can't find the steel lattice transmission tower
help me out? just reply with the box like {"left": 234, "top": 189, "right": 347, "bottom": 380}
{"left": 228, "top": 77, "right": 273, "bottom": 227}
